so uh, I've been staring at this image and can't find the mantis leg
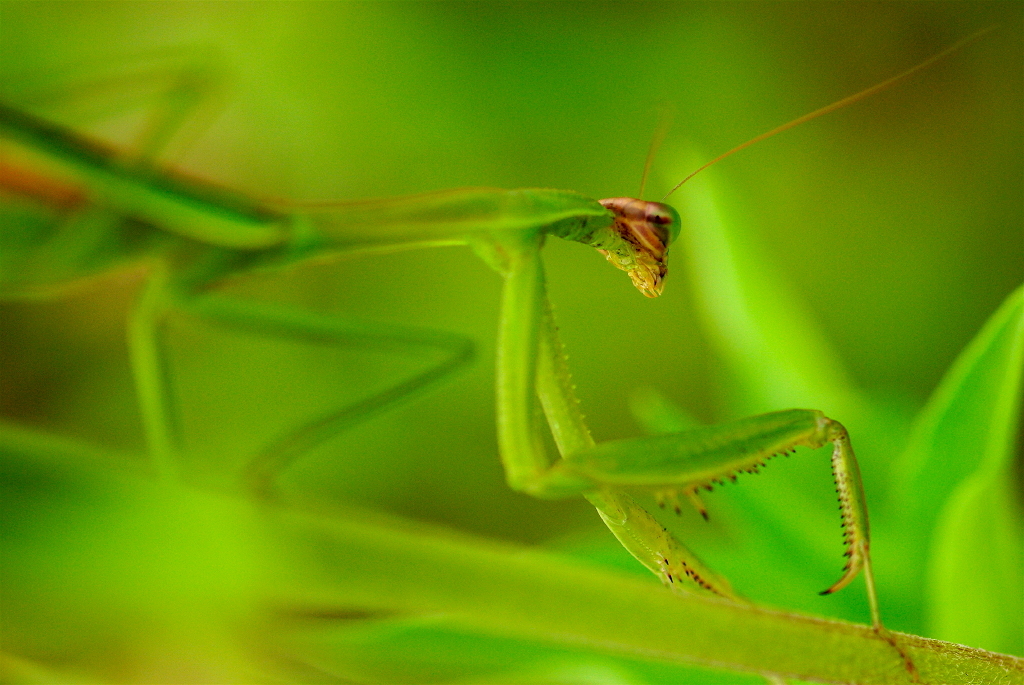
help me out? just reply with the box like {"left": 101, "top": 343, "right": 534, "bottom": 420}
{"left": 492, "top": 232, "right": 739, "bottom": 600}
{"left": 553, "top": 415, "right": 875, "bottom": 603}
{"left": 127, "top": 255, "right": 473, "bottom": 496}
{"left": 128, "top": 259, "right": 182, "bottom": 481}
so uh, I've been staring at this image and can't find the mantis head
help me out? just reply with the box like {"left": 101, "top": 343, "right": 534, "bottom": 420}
{"left": 596, "top": 198, "right": 680, "bottom": 298}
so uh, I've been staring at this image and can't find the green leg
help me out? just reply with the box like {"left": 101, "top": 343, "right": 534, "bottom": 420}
{"left": 542, "top": 415, "right": 872, "bottom": 595}
{"left": 128, "top": 260, "right": 180, "bottom": 481}
{"left": 126, "top": 265, "right": 472, "bottom": 496}
{"left": 585, "top": 489, "right": 741, "bottom": 600}
{"left": 494, "top": 232, "right": 549, "bottom": 495}
{"left": 492, "top": 233, "right": 739, "bottom": 600}
{"left": 184, "top": 290, "right": 473, "bottom": 498}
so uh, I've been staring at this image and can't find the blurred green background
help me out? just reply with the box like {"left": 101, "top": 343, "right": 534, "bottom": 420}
{"left": 1, "top": 2, "right": 1021, "bottom": 683}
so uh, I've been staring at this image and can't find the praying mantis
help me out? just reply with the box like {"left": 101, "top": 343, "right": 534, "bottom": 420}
{"left": 0, "top": 26, "right": 997, "bottom": 682}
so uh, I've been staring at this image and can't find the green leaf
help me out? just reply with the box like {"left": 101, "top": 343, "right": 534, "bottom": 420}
{"left": 272, "top": 494, "right": 1024, "bottom": 685}
{"left": 891, "top": 284, "right": 1024, "bottom": 654}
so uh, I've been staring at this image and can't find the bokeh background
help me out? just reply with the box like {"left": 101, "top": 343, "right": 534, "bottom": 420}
{"left": 1, "top": 2, "right": 1021, "bottom": 683}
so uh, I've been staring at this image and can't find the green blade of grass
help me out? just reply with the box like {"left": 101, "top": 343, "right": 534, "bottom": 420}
{"left": 891, "top": 284, "right": 1024, "bottom": 654}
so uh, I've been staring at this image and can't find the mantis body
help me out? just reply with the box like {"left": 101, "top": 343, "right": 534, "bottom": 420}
{"left": 0, "top": 27, "right": 991, "bottom": 680}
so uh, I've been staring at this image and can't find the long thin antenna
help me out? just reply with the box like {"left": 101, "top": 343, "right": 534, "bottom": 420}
{"left": 662, "top": 25, "right": 996, "bottom": 201}
{"left": 639, "top": 103, "right": 674, "bottom": 199}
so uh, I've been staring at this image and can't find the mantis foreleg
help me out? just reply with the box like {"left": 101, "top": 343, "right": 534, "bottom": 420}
{"left": 490, "top": 231, "right": 739, "bottom": 599}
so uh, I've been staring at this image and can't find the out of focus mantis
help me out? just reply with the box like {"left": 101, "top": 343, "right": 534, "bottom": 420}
{"left": 0, "top": 27, "right": 993, "bottom": 681}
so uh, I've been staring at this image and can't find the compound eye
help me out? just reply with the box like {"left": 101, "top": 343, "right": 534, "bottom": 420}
{"left": 645, "top": 208, "right": 674, "bottom": 245}
{"left": 644, "top": 202, "right": 681, "bottom": 246}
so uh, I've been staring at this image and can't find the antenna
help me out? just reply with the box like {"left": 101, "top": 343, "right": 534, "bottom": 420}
{"left": 638, "top": 103, "right": 674, "bottom": 199}
{"left": 661, "top": 25, "right": 997, "bottom": 202}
